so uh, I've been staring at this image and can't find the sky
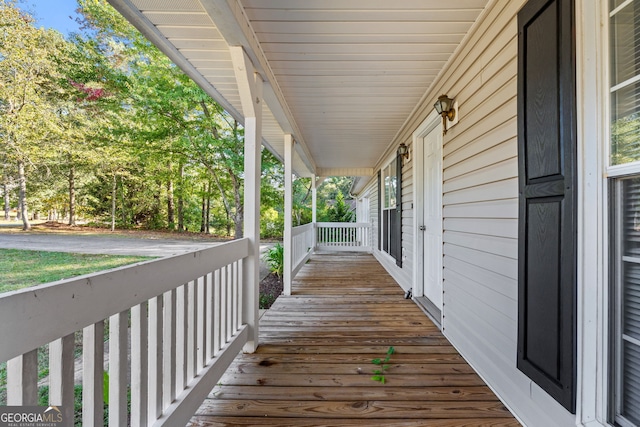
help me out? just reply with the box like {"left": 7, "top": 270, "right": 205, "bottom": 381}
{"left": 22, "top": 0, "right": 82, "bottom": 36}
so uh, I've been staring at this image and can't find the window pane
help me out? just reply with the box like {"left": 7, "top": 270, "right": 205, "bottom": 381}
{"left": 611, "top": 1, "right": 640, "bottom": 165}
{"left": 384, "top": 166, "right": 391, "bottom": 209}
{"left": 389, "top": 160, "right": 397, "bottom": 208}
{"left": 612, "top": 0, "right": 630, "bottom": 11}
{"left": 624, "top": 178, "right": 640, "bottom": 257}
{"left": 612, "top": 82, "right": 640, "bottom": 164}
{"left": 615, "top": 177, "right": 640, "bottom": 427}
{"left": 611, "top": 2, "right": 640, "bottom": 87}
{"left": 622, "top": 342, "right": 640, "bottom": 425}
{"left": 623, "top": 262, "right": 640, "bottom": 341}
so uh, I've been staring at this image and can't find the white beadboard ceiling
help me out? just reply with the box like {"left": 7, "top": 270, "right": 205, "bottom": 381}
{"left": 108, "top": 0, "right": 489, "bottom": 178}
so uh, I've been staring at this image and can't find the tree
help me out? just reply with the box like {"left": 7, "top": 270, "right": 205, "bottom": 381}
{"left": 0, "top": 1, "right": 67, "bottom": 230}
{"left": 325, "top": 191, "right": 354, "bottom": 223}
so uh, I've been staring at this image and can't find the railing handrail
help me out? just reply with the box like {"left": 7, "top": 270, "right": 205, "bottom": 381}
{"left": 0, "top": 238, "right": 250, "bottom": 363}
{"left": 292, "top": 222, "right": 314, "bottom": 236}
{"left": 315, "top": 222, "right": 372, "bottom": 253}
{"left": 316, "top": 222, "right": 370, "bottom": 228}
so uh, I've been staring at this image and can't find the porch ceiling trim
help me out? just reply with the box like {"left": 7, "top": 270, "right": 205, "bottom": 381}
{"left": 198, "top": 0, "right": 316, "bottom": 174}
{"left": 316, "top": 168, "right": 374, "bottom": 178}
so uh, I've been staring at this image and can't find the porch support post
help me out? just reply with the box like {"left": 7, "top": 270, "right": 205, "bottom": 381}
{"left": 312, "top": 175, "right": 318, "bottom": 250}
{"left": 231, "top": 46, "right": 263, "bottom": 353}
{"left": 283, "top": 134, "right": 294, "bottom": 296}
{"left": 312, "top": 175, "right": 317, "bottom": 224}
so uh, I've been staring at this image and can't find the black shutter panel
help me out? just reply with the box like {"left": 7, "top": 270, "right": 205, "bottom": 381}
{"left": 517, "top": 0, "right": 576, "bottom": 413}
{"left": 396, "top": 154, "right": 403, "bottom": 267}
{"left": 378, "top": 170, "right": 382, "bottom": 251}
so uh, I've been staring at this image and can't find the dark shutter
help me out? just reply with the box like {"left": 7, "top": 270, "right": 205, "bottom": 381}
{"left": 378, "top": 170, "right": 382, "bottom": 251}
{"left": 517, "top": 0, "right": 576, "bottom": 413}
{"left": 395, "top": 154, "right": 403, "bottom": 267}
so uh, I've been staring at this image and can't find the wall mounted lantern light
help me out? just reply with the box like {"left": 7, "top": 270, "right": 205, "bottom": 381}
{"left": 433, "top": 94, "right": 456, "bottom": 135}
{"left": 397, "top": 143, "right": 410, "bottom": 160}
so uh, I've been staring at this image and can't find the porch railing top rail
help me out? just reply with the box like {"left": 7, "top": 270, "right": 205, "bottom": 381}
{"left": 0, "top": 238, "right": 250, "bottom": 363}
{"left": 316, "top": 222, "right": 371, "bottom": 228}
{"left": 292, "top": 222, "right": 314, "bottom": 236}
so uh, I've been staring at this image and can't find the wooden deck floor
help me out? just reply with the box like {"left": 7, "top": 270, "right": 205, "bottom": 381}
{"left": 189, "top": 253, "right": 520, "bottom": 426}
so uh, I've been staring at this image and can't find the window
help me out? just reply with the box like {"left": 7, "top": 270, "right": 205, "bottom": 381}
{"left": 610, "top": 1, "right": 640, "bottom": 426}
{"left": 379, "top": 156, "right": 402, "bottom": 266}
{"left": 382, "top": 160, "right": 396, "bottom": 254}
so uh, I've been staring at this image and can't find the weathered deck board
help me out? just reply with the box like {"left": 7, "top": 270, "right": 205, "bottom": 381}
{"left": 189, "top": 253, "right": 520, "bottom": 427}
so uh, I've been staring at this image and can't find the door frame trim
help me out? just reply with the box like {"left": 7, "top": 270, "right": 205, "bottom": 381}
{"left": 412, "top": 111, "right": 443, "bottom": 325}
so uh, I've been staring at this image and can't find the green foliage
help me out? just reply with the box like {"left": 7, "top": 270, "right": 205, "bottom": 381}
{"left": 371, "top": 346, "right": 395, "bottom": 384}
{"left": 0, "top": 249, "right": 152, "bottom": 293}
{"left": 103, "top": 371, "right": 110, "bottom": 405}
{"left": 611, "top": 116, "right": 640, "bottom": 165}
{"left": 263, "top": 243, "right": 284, "bottom": 278}
{"left": 38, "top": 385, "right": 86, "bottom": 427}
{"left": 38, "top": 381, "right": 120, "bottom": 426}
{"left": 261, "top": 206, "right": 283, "bottom": 238}
{"left": 324, "top": 191, "right": 354, "bottom": 223}
{"left": 0, "top": 0, "right": 302, "bottom": 237}
{"left": 259, "top": 293, "right": 278, "bottom": 310}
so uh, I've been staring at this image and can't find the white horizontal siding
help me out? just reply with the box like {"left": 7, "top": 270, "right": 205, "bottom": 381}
{"left": 375, "top": 1, "right": 577, "bottom": 426}
{"left": 400, "top": 157, "right": 414, "bottom": 286}
{"left": 361, "top": 178, "right": 379, "bottom": 253}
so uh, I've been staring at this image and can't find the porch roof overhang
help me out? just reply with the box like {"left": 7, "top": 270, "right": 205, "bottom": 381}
{"left": 107, "top": 0, "right": 489, "bottom": 181}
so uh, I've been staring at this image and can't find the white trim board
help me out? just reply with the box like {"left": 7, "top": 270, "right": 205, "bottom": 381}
{"left": 411, "top": 111, "right": 442, "bottom": 301}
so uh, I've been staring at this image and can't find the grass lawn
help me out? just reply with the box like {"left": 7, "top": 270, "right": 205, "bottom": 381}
{"left": 0, "top": 248, "right": 153, "bottom": 293}
{"left": 0, "top": 248, "right": 153, "bottom": 408}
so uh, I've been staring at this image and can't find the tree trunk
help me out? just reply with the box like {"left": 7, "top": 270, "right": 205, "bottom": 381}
{"left": 206, "top": 180, "right": 211, "bottom": 234}
{"left": 231, "top": 172, "right": 243, "bottom": 239}
{"left": 177, "top": 162, "right": 185, "bottom": 232}
{"left": 210, "top": 169, "right": 232, "bottom": 236}
{"left": 200, "top": 184, "right": 206, "bottom": 233}
{"left": 167, "top": 162, "right": 175, "bottom": 229}
{"left": 68, "top": 163, "right": 76, "bottom": 226}
{"left": 120, "top": 176, "right": 126, "bottom": 226}
{"left": 3, "top": 177, "right": 10, "bottom": 221}
{"left": 111, "top": 173, "right": 117, "bottom": 232}
{"left": 17, "top": 160, "right": 30, "bottom": 231}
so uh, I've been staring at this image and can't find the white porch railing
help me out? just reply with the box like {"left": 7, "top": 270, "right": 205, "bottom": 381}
{"left": 0, "top": 238, "right": 252, "bottom": 427}
{"left": 292, "top": 223, "right": 315, "bottom": 276}
{"left": 316, "top": 222, "right": 372, "bottom": 252}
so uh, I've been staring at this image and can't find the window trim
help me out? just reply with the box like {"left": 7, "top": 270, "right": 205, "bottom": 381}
{"left": 378, "top": 154, "right": 402, "bottom": 266}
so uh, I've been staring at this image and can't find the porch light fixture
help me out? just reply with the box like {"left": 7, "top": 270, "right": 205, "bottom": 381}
{"left": 397, "top": 143, "right": 410, "bottom": 159}
{"left": 433, "top": 94, "right": 456, "bottom": 135}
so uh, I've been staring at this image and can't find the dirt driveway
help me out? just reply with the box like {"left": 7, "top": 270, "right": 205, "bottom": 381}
{"left": 0, "top": 232, "right": 222, "bottom": 257}
{"left": 0, "top": 229, "right": 274, "bottom": 280}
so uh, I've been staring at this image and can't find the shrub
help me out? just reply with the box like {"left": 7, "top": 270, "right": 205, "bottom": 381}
{"left": 263, "top": 243, "right": 284, "bottom": 278}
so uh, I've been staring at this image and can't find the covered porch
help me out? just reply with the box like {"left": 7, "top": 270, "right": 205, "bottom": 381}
{"left": 0, "top": 235, "right": 517, "bottom": 426}
{"left": 190, "top": 253, "right": 518, "bottom": 426}
{"left": 1, "top": 0, "right": 579, "bottom": 425}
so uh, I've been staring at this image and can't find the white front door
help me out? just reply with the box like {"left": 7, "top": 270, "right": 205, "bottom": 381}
{"left": 422, "top": 125, "right": 443, "bottom": 310}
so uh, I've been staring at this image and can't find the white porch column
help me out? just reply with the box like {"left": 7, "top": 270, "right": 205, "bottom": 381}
{"left": 312, "top": 175, "right": 318, "bottom": 250}
{"left": 312, "top": 175, "right": 317, "bottom": 223}
{"left": 231, "top": 46, "right": 263, "bottom": 353}
{"left": 283, "top": 134, "right": 294, "bottom": 296}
